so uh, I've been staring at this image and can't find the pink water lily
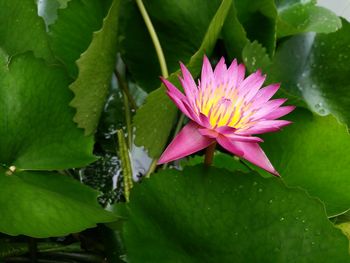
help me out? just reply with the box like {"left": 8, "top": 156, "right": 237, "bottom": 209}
{"left": 158, "top": 56, "right": 295, "bottom": 176}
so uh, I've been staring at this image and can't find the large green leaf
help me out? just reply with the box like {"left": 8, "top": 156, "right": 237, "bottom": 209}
{"left": 221, "top": 0, "right": 248, "bottom": 60}
{"left": 276, "top": 0, "right": 341, "bottom": 37}
{"left": 234, "top": 0, "right": 277, "bottom": 55}
{"left": 0, "top": 52, "right": 95, "bottom": 169}
{"left": 117, "top": 165, "right": 350, "bottom": 262}
{"left": 70, "top": 0, "right": 120, "bottom": 135}
{"left": 48, "top": 0, "right": 112, "bottom": 77}
{"left": 261, "top": 108, "right": 350, "bottom": 216}
{"left": 269, "top": 19, "right": 350, "bottom": 127}
{"left": 133, "top": 0, "right": 232, "bottom": 158}
{"left": 0, "top": 0, "right": 53, "bottom": 61}
{"left": 119, "top": 0, "right": 221, "bottom": 92}
{"left": 0, "top": 170, "right": 116, "bottom": 237}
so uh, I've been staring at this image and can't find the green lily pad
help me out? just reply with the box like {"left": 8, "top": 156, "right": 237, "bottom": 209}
{"left": 276, "top": 0, "right": 341, "bottom": 37}
{"left": 0, "top": 52, "right": 95, "bottom": 169}
{"left": 0, "top": 170, "right": 116, "bottom": 237}
{"left": 269, "top": 19, "right": 350, "bottom": 127}
{"left": 48, "top": 0, "right": 112, "bottom": 77}
{"left": 117, "top": 165, "right": 350, "bottom": 262}
{"left": 261, "top": 108, "right": 350, "bottom": 216}
{"left": 0, "top": 0, "right": 53, "bottom": 61}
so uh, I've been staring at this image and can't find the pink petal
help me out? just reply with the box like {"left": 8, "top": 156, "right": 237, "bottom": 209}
{"left": 200, "top": 55, "right": 214, "bottom": 91}
{"left": 158, "top": 122, "right": 215, "bottom": 164}
{"left": 198, "top": 128, "right": 219, "bottom": 138}
{"left": 216, "top": 135, "right": 244, "bottom": 157}
{"left": 161, "top": 77, "right": 185, "bottom": 100}
{"left": 224, "top": 134, "right": 264, "bottom": 143}
{"left": 217, "top": 136, "right": 279, "bottom": 176}
{"left": 238, "top": 70, "right": 266, "bottom": 100}
{"left": 264, "top": 105, "right": 296, "bottom": 120}
{"left": 250, "top": 98, "right": 288, "bottom": 121}
{"left": 161, "top": 77, "right": 201, "bottom": 122}
{"left": 213, "top": 57, "right": 227, "bottom": 81}
{"left": 198, "top": 113, "right": 212, "bottom": 128}
{"left": 238, "top": 120, "right": 292, "bottom": 135}
{"left": 165, "top": 91, "right": 191, "bottom": 117}
{"left": 179, "top": 63, "right": 198, "bottom": 104}
{"left": 227, "top": 59, "right": 245, "bottom": 87}
{"left": 215, "top": 126, "right": 237, "bottom": 134}
{"left": 251, "top": 83, "right": 280, "bottom": 107}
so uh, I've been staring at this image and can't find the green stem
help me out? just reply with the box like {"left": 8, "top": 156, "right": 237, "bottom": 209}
{"left": 117, "top": 129, "right": 133, "bottom": 202}
{"left": 115, "top": 69, "right": 136, "bottom": 149}
{"left": 135, "top": 0, "right": 169, "bottom": 78}
{"left": 145, "top": 159, "right": 157, "bottom": 178}
{"left": 136, "top": 0, "right": 170, "bottom": 177}
{"left": 122, "top": 90, "right": 132, "bottom": 148}
{"left": 115, "top": 69, "right": 137, "bottom": 111}
{"left": 204, "top": 142, "right": 216, "bottom": 167}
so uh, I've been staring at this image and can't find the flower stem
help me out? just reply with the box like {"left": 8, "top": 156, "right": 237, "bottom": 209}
{"left": 115, "top": 69, "right": 137, "bottom": 111}
{"left": 135, "top": 0, "right": 169, "bottom": 78}
{"left": 136, "top": 0, "right": 170, "bottom": 177}
{"left": 204, "top": 142, "right": 216, "bottom": 167}
{"left": 115, "top": 69, "right": 135, "bottom": 149}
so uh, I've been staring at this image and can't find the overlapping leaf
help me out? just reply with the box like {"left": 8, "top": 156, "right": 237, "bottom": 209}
{"left": 234, "top": 0, "right": 277, "bottom": 55}
{"left": 48, "top": 0, "right": 112, "bottom": 77}
{"left": 117, "top": 165, "right": 350, "bottom": 262}
{"left": 70, "top": 0, "right": 120, "bottom": 135}
{"left": 276, "top": 0, "right": 341, "bottom": 37}
{"left": 269, "top": 19, "right": 350, "bottom": 127}
{"left": 119, "top": 0, "right": 222, "bottom": 92}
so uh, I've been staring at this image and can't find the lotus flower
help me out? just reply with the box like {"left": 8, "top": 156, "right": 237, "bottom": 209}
{"left": 158, "top": 56, "right": 295, "bottom": 176}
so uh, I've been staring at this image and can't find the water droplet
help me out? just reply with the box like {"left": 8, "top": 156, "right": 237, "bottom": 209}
{"left": 280, "top": 217, "right": 285, "bottom": 221}
{"left": 258, "top": 188, "right": 263, "bottom": 192}
{"left": 305, "top": 227, "right": 309, "bottom": 231}
{"left": 319, "top": 109, "right": 326, "bottom": 115}
{"left": 269, "top": 199, "right": 273, "bottom": 204}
